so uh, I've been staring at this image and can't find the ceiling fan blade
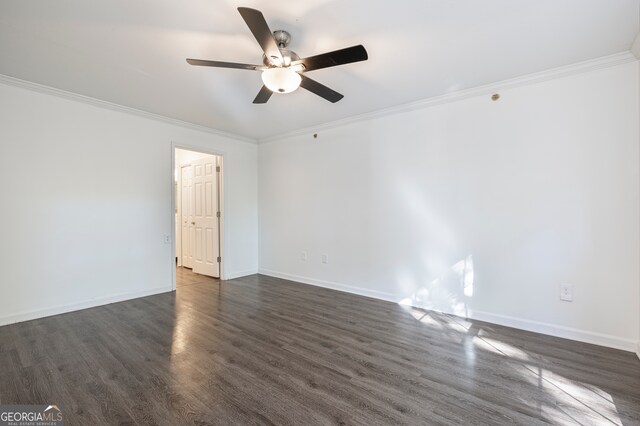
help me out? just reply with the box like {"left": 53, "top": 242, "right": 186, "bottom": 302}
{"left": 186, "top": 59, "right": 264, "bottom": 70}
{"left": 299, "top": 74, "right": 344, "bottom": 103}
{"left": 253, "top": 85, "right": 273, "bottom": 104}
{"left": 293, "top": 45, "right": 368, "bottom": 72}
{"left": 237, "top": 7, "right": 283, "bottom": 66}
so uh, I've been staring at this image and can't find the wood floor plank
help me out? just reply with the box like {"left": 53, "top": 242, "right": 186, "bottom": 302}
{"left": 0, "top": 269, "right": 638, "bottom": 425}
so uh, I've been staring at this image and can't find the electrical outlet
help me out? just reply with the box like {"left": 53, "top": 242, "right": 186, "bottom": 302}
{"left": 301, "top": 251, "right": 308, "bottom": 261}
{"left": 560, "top": 284, "right": 573, "bottom": 302}
{"left": 322, "top": 254, "right": 329, "bottom": 264}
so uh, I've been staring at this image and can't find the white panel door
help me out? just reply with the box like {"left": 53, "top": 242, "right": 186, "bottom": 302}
{"left": 181, "top": 165, "right": 194, "bottom": 268}
{"left": 191, "top": 157, "right": 219, "bottom": 278}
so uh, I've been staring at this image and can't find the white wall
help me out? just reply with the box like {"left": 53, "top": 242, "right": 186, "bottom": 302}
{"left": 259, "top": 61, "right": 640, "bottom": 351}
{"left": 632, "top": 33, "right": 640, "bottom": 358}
{"left": 637, "top": 45, "right": 640, "bottom": 359}
{"left": 0, "top": 81, "right": 258, "bottom": 325}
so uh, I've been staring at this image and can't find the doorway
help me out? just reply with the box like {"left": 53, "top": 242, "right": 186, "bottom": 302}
{"left": 173, "top": 147, "right": 223, "bottom": 289}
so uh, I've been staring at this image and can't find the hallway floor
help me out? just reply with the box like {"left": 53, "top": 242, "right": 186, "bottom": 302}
{"left": 176, "top": 266, "right": 219, "bottom": 288}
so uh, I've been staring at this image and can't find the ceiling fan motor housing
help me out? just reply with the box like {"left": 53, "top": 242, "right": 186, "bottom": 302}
{"left": 261, "top": 30, "right": 299, "bottom": 67}
{"left": 263, "top": 49, "right": 300, "bottom": 67}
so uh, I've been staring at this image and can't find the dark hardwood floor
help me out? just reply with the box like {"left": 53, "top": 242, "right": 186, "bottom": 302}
{"left": 0, "top": 273, "right": 639, "bottom": 425}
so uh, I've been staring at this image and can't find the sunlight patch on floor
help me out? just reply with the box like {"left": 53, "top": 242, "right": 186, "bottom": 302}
{"left": 399, "top": 305, "right": 624, "bottom": 425}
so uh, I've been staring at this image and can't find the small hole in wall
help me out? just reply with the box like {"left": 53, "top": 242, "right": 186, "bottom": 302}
{"left": 313, "top": 133, "right": 318, "bottom": 139}
{"left": 491, "top": 93, "right": 500, "bottom": 101}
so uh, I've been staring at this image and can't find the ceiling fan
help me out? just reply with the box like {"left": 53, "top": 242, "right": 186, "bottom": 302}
{"left": 186, "top": 7, "right": 368, "bottom": 104}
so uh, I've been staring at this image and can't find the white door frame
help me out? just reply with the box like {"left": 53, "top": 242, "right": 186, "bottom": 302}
{"left": 171, "top": 142, "right": 226, "bottom": 290}
{"left": 177, "top": 164, "right": 193, "bottom": 269}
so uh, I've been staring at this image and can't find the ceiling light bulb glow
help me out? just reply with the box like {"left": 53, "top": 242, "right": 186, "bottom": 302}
{"left": 261, "top": 67, "right": 301, "bottom": 94}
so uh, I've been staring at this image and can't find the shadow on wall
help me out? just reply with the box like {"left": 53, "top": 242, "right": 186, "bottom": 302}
{"left": 399, "top": 255, "right": 474, "bottom": 318}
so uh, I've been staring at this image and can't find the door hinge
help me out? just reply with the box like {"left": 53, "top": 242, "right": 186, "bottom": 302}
{"left": 216, "top": 166, "right": 220, "bottom": 172}
{"left": 217, "top": 256, "right": 221, "bottom": 263}
{"left": 216, "top": 211, "right": 221, "bottom": 218}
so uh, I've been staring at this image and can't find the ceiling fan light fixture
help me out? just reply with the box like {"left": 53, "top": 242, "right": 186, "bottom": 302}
{"left": 261, "top": 67, "right": 301, "bottom": 93}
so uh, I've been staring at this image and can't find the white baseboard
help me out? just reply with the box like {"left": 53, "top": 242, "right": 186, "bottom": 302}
{"left": 258, "top": 269, "right": 398, "bottom": 303}
{"left": 224, "top": 269, "right": 259, "bottom": 280}
{"left": 0, "top": 286, "right": 172, "bottom": 327}
{"left": 469, "top": 310, "right": 637, "bottom": 353}
{"left": 257, "top": 269, "right": 638, "bottom": 353}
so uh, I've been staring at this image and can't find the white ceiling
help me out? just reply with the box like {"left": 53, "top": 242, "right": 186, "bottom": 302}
{"left": 0, "top": 0, "right": 638, "bottom": 140}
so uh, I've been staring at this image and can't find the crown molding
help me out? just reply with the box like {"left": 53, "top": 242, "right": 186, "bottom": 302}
{"left": 259, "top": 51, "right": 637, "bottom": 144}
{"left": 0, "top": 73, "right": 257, "bottom": 144}
{"left": 632, "top": 32, "right": 640, "bottom": 59}
{"left": 1, "top": 50, "right": 635, "bottom": 145}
